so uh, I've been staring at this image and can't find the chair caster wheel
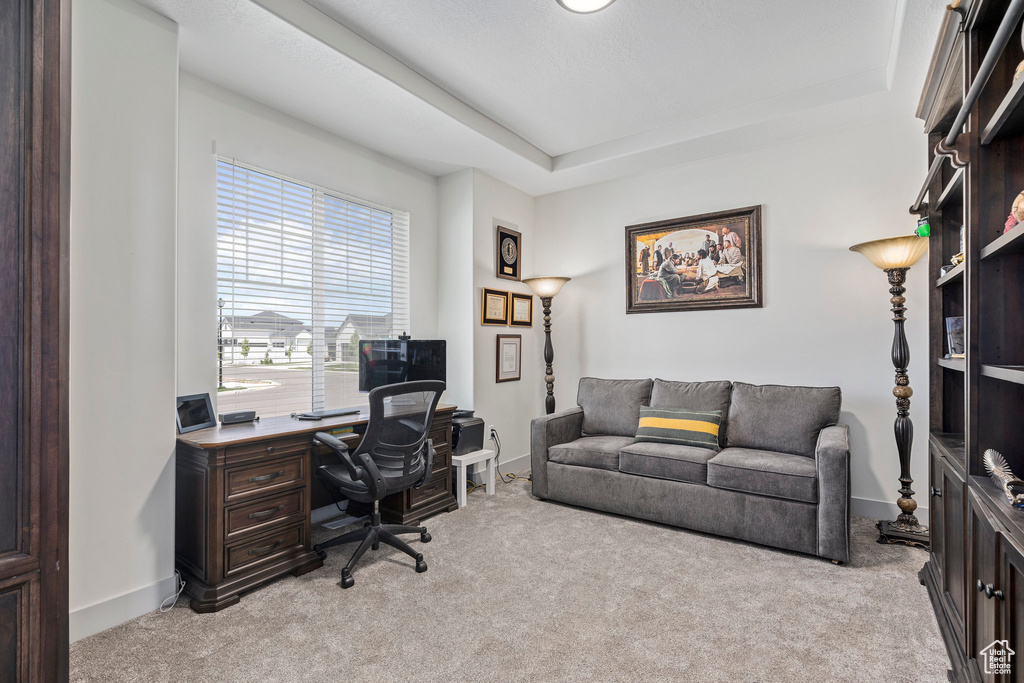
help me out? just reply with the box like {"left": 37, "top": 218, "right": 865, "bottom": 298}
{"left": 421, "top": 532, "right": 431, "bottom": 543}
{"left": 340, "top": 570, "right": 354, "bottom": 589}
{"left": 372, "top": 542, "right": 380, "bottom": 551}
{"left": 415, "top": 560, "right": 427, "bottom": 573}
{"left": 315, "top": 549, "right": 327, "bottom": 561}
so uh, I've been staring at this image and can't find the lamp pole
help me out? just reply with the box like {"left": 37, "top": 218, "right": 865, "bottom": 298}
{"left": 540, "top": 296, "right": 555, "bottom": 414}
{"left": 218, "top": 298, "right": 225, "bottom": 390}
{"left": 879, "top": 267, "right": 928, "bottom": 547}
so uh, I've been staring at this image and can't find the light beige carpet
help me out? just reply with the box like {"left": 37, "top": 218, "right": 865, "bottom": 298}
{"left": 71, "top": 476, "right": 948, "bottom": 682}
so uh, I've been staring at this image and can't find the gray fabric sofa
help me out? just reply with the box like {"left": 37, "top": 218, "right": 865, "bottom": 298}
{"left": 530, "top": 378, "right": 851, "bottom": 563}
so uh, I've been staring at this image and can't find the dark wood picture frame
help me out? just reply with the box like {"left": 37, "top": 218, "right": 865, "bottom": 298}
{"left": 496, "top": 334, "right": 522, "bottom": 382}
{"left": 625, "top": 205, "right": 762, "bottom": 313}
{"left": 481, "top": 287, "right": 510, "bottom": 325}
{"left": 509, "top": 292, "right": 533, "bottom": 327}
{"left": 495, "top": 222, "right": 522, "bottom": 281}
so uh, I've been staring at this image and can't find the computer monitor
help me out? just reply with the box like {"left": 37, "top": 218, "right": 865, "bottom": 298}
{"left": 358, "top": 339, "right": 446, "bottom": 392}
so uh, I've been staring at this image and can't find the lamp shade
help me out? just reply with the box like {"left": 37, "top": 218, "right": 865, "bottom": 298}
{"left": 523, "top": 277, "right": 571, "bottom": 298}
{"left": 849, "top": 235, "right": 929, "bottom": 270}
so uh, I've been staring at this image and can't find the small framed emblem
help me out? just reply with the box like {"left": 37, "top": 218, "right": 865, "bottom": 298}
{"left": 509, "top": 292, "right": 533, "bottom": 327}
{"left": 481, "top": 288, "right": 510, "bottom": 326}
{"left": 495, "top": 221, "right": 521, "bottom": 281}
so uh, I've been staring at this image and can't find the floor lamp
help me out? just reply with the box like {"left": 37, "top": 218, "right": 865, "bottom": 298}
{"left": 850, "top": 235, "right": 930, "bottom": 549}
{"left": 522, "top": 277, "right": 571, "bottom": 415}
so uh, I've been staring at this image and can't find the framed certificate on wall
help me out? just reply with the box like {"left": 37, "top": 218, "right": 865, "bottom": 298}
{"left": 481, "top": 288, "right": 509, "bottom": 325}
{"left": 496, "top": 334, "right": 521, "bottom": 382}
{"left": 509, "top": 292, "right": 533, "bottom": 327}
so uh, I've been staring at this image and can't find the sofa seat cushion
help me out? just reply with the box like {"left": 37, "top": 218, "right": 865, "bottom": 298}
{"left": 706, "top": 447, "right": 818, "bottom": 503}
{"left": 549, "top": 436, "right": 635, "bottom": 471}
{"left": 618, "top": 441, "right": 719, "bottom": 484}
{"left": 725, "top": 382, "right": 841, "bottom": 457}
{"left": 578, "top": 377, "right": 653, "bottom": 437}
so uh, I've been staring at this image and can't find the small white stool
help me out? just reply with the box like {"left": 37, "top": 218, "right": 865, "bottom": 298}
{"left": 451, "top": 448, "right": 496, "bottom": 508}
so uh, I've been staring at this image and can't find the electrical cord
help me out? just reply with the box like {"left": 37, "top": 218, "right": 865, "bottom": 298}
{"left": 159, "top": 570, "right": 185, "bottom": 612}
{"left": 490, "top": 427, "right": 531, "bottom": 484}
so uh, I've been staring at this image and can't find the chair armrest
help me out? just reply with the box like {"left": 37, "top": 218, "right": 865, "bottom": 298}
{"left": 315, "top": 432, "right": 362, "bottom": 481}
{"left": 815, "top": 424, "right": 851, "bottom": 563}
{"left": 530, "top": 406, "right": 584, "bottom": 499}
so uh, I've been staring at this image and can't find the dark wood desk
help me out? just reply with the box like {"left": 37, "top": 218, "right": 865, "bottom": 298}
{"left": 175, "top": 405, "right": 457, "bottom": 612}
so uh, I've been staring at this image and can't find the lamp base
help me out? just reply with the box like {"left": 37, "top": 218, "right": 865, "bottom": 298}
{"left": 876, "top": 519, "right": 929, "bottom": 550}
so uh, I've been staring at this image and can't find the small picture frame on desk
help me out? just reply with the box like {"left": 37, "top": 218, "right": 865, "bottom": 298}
{"left": 481, "top": 288, "right": 510, "bottom": 325}
{"left": 176, "top": 393, "right": 216, "bottom": 434}
{"left": 496, "top": 334, "right": 522, "bottom": 382}
{"left": 509, "top": 292, "right": 533, "bottom": 327}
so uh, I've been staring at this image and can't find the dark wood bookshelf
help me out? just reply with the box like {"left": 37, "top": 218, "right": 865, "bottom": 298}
{"left": 920, "top": 3, "right": 1024, "bottom": 680}
{"left": 935, "top": 166, "right": 964, "bottom": 209}
{"left": 980, "top": 364, "right": 1024, "bottom": 384}
{"left": 937, "top": 357, "right": 966, "bottom": 371}
{"left": 980, "top": 220, "right": 1024, "bottom": 259}
{"left": 981, "top": 71, "right": 1024, "bottom": 145}
{"left": 934, "top": 262, "right": 964, "bottom": 287}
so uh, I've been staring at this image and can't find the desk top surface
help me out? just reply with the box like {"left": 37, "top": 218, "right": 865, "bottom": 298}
{"left": 177, "top": 404, "right": 456, "bottom": 449}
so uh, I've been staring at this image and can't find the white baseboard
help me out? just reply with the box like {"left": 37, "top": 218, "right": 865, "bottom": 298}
{"left": 467, "top": 452, "right": 530, "bottom": 483}
{"left": 70, "top": 574, "right": 179, "bottom": 642}
{"left": 852, "top": 496, "right": 929, "bottom": 527}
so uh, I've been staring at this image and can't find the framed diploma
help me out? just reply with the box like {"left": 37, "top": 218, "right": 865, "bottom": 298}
{"left": 509, "top": 292, "right": 533, "bottom": 327}
{"left": 495, "top": 222, "right": 522, "bottom": 281}
{"left": 481, "top": 288, "right": 509, "bottom": 325}
{"left": 496, "top": 334, "right": 521, "bottom": 382}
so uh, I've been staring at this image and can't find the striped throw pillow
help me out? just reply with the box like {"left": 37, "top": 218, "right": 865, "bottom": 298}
{"left": 635, "top": 407, "right": 722, "bottom": 451}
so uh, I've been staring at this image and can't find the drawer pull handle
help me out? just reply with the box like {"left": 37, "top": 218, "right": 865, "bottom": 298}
{"left": 248, "top": 540, "right": 283, "bottom": 556}
{"left": 249, "top": 470, "right": 285, "bottom": 483}
{"left": 978, "top": 580, "right": 1005, "bottom": 600}
{"left": 248, "top": 505, "right": 285, "bottom": 519}
{"left": 266, "top": 446, "right": 275, "bottom": 453}
{"left": 931, "top": 487, "right": 942, "bottom": 497}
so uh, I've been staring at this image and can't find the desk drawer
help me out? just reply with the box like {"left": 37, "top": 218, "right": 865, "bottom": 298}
{"left": 226, "top": 435, "right": 310, "bottom": 463}
{"left": 225, "top": 523, "right": 305, "bottom": 577}
{"left": 225, "top": 456, "right": 305, "bottom": 502}
{"left": 225, "top": 489, "right": 305, "bottom": 540}
{"left": 409, "top": 468, "right": 450, "bottom": 508}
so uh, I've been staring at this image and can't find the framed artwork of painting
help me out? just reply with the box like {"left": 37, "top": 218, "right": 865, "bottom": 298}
{"left": 625, "top": 205, "right": 762, "bottom": 313}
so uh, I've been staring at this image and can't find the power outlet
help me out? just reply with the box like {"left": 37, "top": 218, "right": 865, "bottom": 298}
{"left": 488, "top": 425, "right": 496, "bottom": 437}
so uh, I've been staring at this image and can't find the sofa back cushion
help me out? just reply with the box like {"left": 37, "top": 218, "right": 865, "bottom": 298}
{"left": 725, "top": 382, "right": 841, "bottom": 457}
{"left": 635, "top": 407, "right": 723, "bottom": 451}
{"left": 577, "top": 377, "right": 653, "bottom": 437}
{"left": 650, "top": 379, "right": 732, "bottom": 446}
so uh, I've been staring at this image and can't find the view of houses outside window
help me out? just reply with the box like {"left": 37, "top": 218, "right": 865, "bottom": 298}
{"left": 216, "top": 158, "right": 410, "bottom": 418}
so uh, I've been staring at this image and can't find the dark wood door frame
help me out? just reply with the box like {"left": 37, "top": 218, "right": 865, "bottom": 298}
{"left": 0, "top": 0, "right": 70, "bottom": 680}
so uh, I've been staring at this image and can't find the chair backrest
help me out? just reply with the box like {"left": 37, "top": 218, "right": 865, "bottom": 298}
{"left": 355, "top": 379, "right": 445, "bottom": 494}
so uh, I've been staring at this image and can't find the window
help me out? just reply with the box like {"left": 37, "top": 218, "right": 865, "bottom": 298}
{"left": 216, "top": 158, "right": 410, "bottom": 418}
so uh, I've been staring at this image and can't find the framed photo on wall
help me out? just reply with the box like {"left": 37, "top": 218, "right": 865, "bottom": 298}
{"left": 481, "top": 288, "right": 509, "bottom": 325}
{"left": 495, "top": 221, "right": 522, "bottom": 281}
{"left": 625, "top": 205, "right": 762, "bottom": 313}
{"left": 496, "top": 334, "right": 521, "bottom": 382}
{"left": 509, "top": 292, "right": 533, "bottom": 327}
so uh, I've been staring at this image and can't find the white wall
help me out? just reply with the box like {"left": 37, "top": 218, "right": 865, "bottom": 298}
{"left": 69, "top": 0, "right": 179, "bottom": 640}
{"left": 176, "top": 73, "right": 441, "bottom": 405}
{"left": 471, "top": 171, "right": 541, "bottom": 470}
{"left": 533, "top": 114, "right": 930, "bottom": 522}
{"left": 437, "top": 169, "right": 475, "bottom": 409}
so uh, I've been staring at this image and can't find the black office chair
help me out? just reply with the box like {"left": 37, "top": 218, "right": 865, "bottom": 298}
{"left": 313, "top": 380, "right": 445, "bottom": 589}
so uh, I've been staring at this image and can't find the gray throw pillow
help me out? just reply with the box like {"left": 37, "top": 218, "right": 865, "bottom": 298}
{"left": 577, "top": 377, "right": 653, "bottom": 437}
{"left": 725, "top": 382, "right": 841, "bottom": 457}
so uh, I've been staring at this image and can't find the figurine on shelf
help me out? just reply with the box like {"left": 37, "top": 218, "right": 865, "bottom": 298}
{"left": 983, "top": 449, "right": 1024, "bottom": 508}
{"left": 1016, "top": 59, "right": 1024, "bottom": 81}
{"left": 951, "top": 252, "right": 965, "bottom": 266}
{"left": 1005, "top": 214, "right": 1018, "bottom": 233}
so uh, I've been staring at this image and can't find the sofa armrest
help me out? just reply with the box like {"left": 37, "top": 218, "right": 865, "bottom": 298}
{"left": 815, "top": 424, "right": 851, "bottom": 563}
{"left": 530, "top": 406, "right": 584, "bottom": 499}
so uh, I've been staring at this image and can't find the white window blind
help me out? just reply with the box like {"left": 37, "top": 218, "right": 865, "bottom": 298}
{"left": 216, "top": 157, "right": 410, "bottom": 418}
